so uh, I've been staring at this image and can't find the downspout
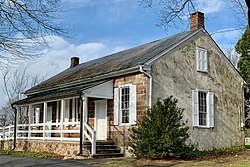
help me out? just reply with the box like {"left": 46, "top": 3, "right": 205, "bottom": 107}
{"left": 140, "top": 66, "right": 152, "bottom": 108}
{"left": 11, "top": 103, "right": 17, "bottom": 150}
{"left": 78, "top": 92, "right": 83, "bottom": 155}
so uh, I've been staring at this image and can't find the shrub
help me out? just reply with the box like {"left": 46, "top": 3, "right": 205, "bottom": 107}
{"left": 129, "top": 96, "right": 194, "bottom": 159}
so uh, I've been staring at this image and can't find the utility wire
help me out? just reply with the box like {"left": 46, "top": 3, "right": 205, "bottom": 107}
{"left": 210, "top": 27, "right": 245, "bottom": 36}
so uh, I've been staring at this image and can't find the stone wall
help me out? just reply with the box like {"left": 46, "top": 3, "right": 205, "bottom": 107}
{"left": 151, "top": 30, "right": 245, "bottom": 150}
{"left": 109, "top": 73, "right": 149, "bottom": 154}
{"left": 0, "top": 140, "right": 81, "bottom": 156}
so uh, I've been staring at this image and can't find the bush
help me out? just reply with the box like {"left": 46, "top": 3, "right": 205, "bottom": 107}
{"left": 129, "top": 96, "right": 194, "bottom": 159}
{"left": 245, "top": 119, "right": 250, "bottom": 129}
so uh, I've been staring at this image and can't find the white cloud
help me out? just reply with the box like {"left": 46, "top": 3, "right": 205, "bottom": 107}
{"left": 62, "top": 0, "right": 126, "bottom": 9}
{"left": 17, "top": 36, "right": 127, "bottom": 79}
{"left": 195, "top": 0, "right": 224, "bottom": 14}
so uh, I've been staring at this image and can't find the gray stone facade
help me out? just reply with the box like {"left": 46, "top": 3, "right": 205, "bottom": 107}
{"left": 151, "top": 30, "right": 245, "bottom": 150}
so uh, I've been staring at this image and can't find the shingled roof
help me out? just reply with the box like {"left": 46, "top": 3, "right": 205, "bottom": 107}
{"left": 24, "top": 29, "right": 201, "bottom": 96}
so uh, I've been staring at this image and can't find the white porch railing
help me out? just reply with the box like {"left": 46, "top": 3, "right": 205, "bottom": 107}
{"left": 0, "top": 122, "right": 80, "bottom": 141}
{"left": 0, "top": 122, "right": 97, "bottom": 154}
{"left": 83, "top": 122, "right": 96, "bottom": 154}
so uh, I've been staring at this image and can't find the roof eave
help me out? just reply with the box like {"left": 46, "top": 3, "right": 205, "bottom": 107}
{"left": 25, "top": 65, "right": 142, "bottom": 96}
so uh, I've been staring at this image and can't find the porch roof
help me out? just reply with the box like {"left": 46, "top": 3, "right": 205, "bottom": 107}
{"left": 14, "top": 79, "right": 111, "bottom": 105}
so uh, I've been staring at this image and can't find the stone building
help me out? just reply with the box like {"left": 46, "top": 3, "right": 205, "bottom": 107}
{"left": 0, "top": 12, "right": 245, "bottom": 157}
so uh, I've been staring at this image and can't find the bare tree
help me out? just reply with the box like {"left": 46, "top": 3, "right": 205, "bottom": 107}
{"left": 139, "top": 0, "right": 249, "bottom": 30}
{"left": 0, "top": 67, "right": 46, "bottom": 125}
{"left": 0, "top": 0, "right": 65, "bottom": 67}
{"left": 224, "top": 47, "right": 239, "bottom": 66}
{"left": 0, "top": 104, "right": 13, "bottom": 126}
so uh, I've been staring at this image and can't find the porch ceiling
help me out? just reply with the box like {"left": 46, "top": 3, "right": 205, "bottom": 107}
{"left": 14, "top": 79, "right": 112, "bottom": 105}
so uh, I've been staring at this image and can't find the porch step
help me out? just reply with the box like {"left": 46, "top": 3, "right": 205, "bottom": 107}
{"left": 83, "top": 140, "right": 124, "bottom": 158}
{"left": 92, "top": 153, "right": 124, "bottom": 159}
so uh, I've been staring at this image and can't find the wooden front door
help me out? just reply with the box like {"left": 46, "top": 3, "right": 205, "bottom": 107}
{"left": 95, "top": 100, "right": 107, "bottom": 140}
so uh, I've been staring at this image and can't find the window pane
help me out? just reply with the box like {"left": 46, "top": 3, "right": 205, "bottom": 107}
{"left": 121, "top": 87, "right": 130, "bottom": 123}
{"left": 198, "top": 91, "right": 207, "bottom": 126}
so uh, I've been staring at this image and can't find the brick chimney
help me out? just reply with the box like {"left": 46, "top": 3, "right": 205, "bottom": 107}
{"left": 70, "top": 57, "right": 79, "bottom": 67}
{"left": 190, "top": 12, "right": 205, "bottom": 31}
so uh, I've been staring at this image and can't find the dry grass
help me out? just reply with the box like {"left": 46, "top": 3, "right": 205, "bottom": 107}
{"left": 101, "top": 149, "right": 250, "bottom": 167}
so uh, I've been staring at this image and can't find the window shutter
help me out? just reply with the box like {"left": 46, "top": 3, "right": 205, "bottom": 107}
{"left": 129, "top": 85, "right": 137, "bottom": 125}
{"left": 35, "top": 108, "right": 40, "bottom": 124}
{"left": 203, "top": 51, "right": 208, "bottom": 71}
{"left": 192, "top": 90, "right": 199, "bottom": 126}
{"left": 114, "top": 88, "right": 119, "bottom": 125}
{"left": 199, "top": 51, "right": 204, "bottom": 71}
{"left": 197, "top": 50, "right": 201, "bottom": 71}
{"left": 208, "top": 92, "right": 214, "bottom": 128}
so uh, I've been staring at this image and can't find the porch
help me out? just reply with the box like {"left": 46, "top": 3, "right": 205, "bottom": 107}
{"left": 0, "top": 80, "right": 115, "bottom": 156}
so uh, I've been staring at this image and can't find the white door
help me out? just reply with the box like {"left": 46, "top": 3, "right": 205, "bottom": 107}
{"left": 95, "top": 100, "right": 107, "bottom": 140}
{"left": 46, "top": 106, "right": 52, "bottom": 137}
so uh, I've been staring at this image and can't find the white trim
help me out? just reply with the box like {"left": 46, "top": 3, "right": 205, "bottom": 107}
{"left": 72, "top": 98, "right": 76, "bottom": 126}
{"left": 60, "top": 100, "right": 64, "bottom": 141}
{"left": 119, "top": 85, "right": 130, "bottom": 126}
{"left": 116, "top": 84, "right": 137, "bottom": 126}
{"left": 196, "top": 47, "right": 208, "bottom": 72}
{"left": 193, "top": 89, "right": 214, "bottom": 128}
{"left": 56, "top": 101, "right": 60, "bottom": 127}
{"left": 114, "top": 88, "right": 119, "bottom": 126}
{"left": 43, "top": 102, "right": 47, "bottom": 140}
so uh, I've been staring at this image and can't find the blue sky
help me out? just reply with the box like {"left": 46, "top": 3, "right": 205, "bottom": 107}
{"left": 0, "top": 0, "right": 247, "bottom": 105}
{"left": 24, "top": 0, "right": 246, "bottom": 78}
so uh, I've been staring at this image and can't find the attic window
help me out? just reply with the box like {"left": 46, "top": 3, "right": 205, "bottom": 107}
{"left": 196, "top": 47, "right": 208, "bottom": 72}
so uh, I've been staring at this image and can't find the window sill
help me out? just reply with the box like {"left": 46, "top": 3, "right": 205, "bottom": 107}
{"left": 193, "top": 126, "right": 213, "bottom": 129}
{"left": 117, "top": 123, "right": 136, "bottom": 127}
{"left": 197, "top": 70, "right": 208, "bottom": 73}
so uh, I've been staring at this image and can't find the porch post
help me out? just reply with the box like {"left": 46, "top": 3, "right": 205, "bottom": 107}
{"left": 60, "top": 100, "right": 65, "bottom": 141}
{"left": 43, "top": 102, "right": 47, "bottom": 140}
{"left": 83, "top": 96, "right": 88, "bottom": 142}
{"left": 28, "top": 105, "right": 32, "bottom": 140}
{"left": 72, "top": 98, "right": 75, "bottom": 126}
{"left": 56, "top": 101, "right": 59, "bottom": 127}
{"left": 79, "top": 95, "right": 83, "bottom": 154}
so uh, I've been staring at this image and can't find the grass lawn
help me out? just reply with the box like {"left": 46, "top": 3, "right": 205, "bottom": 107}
{"left": 101, "top": 149, "right": 250, "bottom": 167}
{"left": 0, "top": 149, "right": 63, "bottom": 159}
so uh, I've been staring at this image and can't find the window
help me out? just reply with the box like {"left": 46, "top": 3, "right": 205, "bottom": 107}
{"left": 33, "top": 108, "right": 40, "bottom": 124}
{"left": 192, "top": 89, "right": 214, "bottom": 128}
{"left": 121, "top": 87, "right": 130, "bottom": 123}
{"left": 198, "top": 91, "right": 207, "bottom": 126}
{"left": 196, "top": 48, "right": 208, "bottom": 72}
{"left": 114, "top": 84, "right": 136, "bottom": 125}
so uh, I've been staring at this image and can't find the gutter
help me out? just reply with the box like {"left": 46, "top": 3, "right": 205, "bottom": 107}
{"left": 140, "top": 65, "right": 152, "bottom": 108}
